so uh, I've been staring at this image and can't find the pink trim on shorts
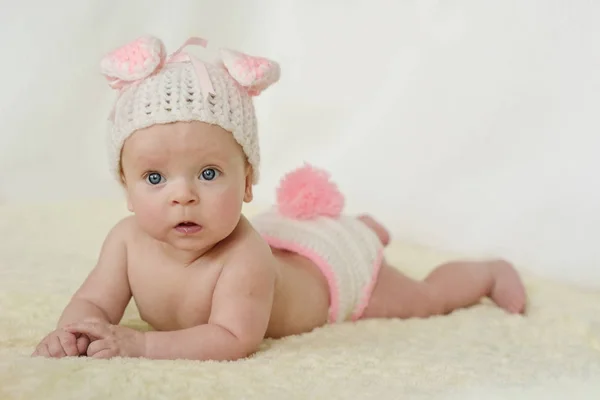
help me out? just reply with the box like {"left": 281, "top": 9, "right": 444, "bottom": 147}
{"left": 261, "top": 234, "right": 383, "bottom": 323}
{"left": 350, "top": 248, "right": 384, "bottom": 321}
{"left": 261, "top": 234, "right": 340, "bottom": 323}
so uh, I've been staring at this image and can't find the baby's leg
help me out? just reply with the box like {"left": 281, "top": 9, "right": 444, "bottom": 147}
{"left": 362, "top": 260, "right": 527, "bottom": 320}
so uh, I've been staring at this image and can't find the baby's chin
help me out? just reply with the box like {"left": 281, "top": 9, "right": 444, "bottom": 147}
{"left": 162, "top": 231, "right": 213, "bottom": 247}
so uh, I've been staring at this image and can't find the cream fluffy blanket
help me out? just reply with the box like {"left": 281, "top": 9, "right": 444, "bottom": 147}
{"left": 1, "top": 201, "right": 600, "bottom": 399}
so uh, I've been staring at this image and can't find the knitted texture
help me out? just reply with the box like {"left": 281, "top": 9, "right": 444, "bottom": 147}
{"left": 101, "top": 36, "right": 280, "bottom": 184}
{"left": 251, "top": 210, "right": 384, "bottom": 323}
{"left": 253, "top": 164, "right": 383, "bottom": 322}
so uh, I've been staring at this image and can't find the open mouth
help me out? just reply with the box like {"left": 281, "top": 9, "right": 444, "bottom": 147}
{"left": 177, "top": 221, "right": 198, "bottom": 227}
{"left": 174, "top": 221, "right": 202, "bottom": 234}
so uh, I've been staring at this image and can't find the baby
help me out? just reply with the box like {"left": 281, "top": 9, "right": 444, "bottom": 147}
{"left": 33, "top": 35, "right": 526, "bottom": 361}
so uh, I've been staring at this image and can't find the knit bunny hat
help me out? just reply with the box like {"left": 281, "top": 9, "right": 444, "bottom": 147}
{"left": 101, "top": 35, "right": 280, "bottom": 184}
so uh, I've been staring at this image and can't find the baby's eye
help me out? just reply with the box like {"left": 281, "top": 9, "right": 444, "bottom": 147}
{"left": 145, "top": 172, "right": 165, "bottom": 185}
{"left": 200, "top": 168, "right": 220, "bottom": 181}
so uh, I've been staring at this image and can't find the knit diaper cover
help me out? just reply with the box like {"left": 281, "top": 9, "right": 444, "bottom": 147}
{"left": 251, "top": 165, "right": 384, "bottom": 323}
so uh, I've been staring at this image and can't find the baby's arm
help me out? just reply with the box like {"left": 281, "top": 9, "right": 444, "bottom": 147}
{"left": 56, "top": 219, "right": 132, "bottom": 327}
{"left": 34, "top": 219, "right": 133, "bottom": 357}
{"left": 144, "top": 247, "right": 276, "bottom": 361}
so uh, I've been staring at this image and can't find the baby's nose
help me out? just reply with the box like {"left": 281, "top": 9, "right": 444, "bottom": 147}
{"left": 170, "top": 183, "right": 199, "bottom": 205}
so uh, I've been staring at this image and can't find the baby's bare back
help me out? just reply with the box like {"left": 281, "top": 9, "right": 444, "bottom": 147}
{"left": 126, "top": 221, "right": 331, "bottom": 338}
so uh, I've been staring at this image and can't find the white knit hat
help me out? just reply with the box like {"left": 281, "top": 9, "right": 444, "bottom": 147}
{"left": 100, "top": 35, "right": 280, "bottom": 184}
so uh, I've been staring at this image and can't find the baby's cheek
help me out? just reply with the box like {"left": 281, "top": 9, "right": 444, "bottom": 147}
{"left": 141, "top": 202, "right": 162, "bottom": 219}
{"left": 132, "top": 193, "right": 167, "bottom": 227}
{"left": 209, "top": 188, "right": 243, "bottom": 221}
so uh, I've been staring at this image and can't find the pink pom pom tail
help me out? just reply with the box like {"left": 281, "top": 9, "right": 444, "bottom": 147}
{"left": 276, "top": 164, "right": 345, "bottom": 220}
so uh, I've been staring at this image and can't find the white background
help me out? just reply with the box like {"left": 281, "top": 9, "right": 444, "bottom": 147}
{"left": 1, "top": 0, "right": 599, "bottom": 287}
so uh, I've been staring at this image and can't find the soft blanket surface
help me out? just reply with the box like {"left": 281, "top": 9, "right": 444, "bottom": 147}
{"left": 1, "top": 201, "right": 599, "bottom": 399}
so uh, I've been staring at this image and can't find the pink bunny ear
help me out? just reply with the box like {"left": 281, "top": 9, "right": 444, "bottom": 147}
{"left": 100, "top": 35, "right": 166, "bottom": 90}
{"left": 220, "top": 48, "right": 280, "bottom": 96}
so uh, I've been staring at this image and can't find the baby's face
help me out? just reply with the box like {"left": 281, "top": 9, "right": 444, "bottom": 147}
{"left": 120, "top": 121, "right": 252, "bottom": 253}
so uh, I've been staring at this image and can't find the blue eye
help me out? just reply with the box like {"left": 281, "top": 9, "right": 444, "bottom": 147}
{"left": 200, "top": 168, "right": 219, "bottom": 181}
{"left": 146, "top": 172, "right": 164, "bottom": 185}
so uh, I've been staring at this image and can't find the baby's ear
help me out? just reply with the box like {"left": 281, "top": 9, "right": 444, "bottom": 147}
{"left": 126, "top": 194, "right": 134, "bottom": 212}
{"left": 220, "top": 48, "right": 280, "bottom": 96}
{"left": 119, "top": 170, "right": 134, "bottom": 211}
{"left": 244, "top": 187, "right": 253, "bottom": 203}
{"left": 243, "top": 164, "right": 254, "bottom": 203}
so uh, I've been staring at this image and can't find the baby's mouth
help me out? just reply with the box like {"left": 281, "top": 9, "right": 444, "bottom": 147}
{"left": 177, "top": 221, "right": 197, "bottom": 227}
{"left": 174, "top": 221, "right": 202, "bottom": 234}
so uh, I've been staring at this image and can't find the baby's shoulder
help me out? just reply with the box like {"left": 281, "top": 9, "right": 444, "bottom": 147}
{"left": 219, "top": 216, "right": 275, "bottom": 272}
{"left": 212, "top": 219, "right": 278, "bottom": 295}
{"left": 101, "top": 215, "right": 139, "bottom": 248}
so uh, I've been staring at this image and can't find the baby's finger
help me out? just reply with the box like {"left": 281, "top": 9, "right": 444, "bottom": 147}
{"left": 86, "top": 339, "right": 108, "bottom": 358}
{"left": 48, "top": 336, "right": 67, "bottom": 358}
{"left": 76, "top": 334, "right": 90, "bottom": 355}
{"left": 91, "top": 348, "right": 115, "bottom": 359}
{"left": 32, "top": 343, "right": 47, "bottom": 357}
{"left": 65, "top": 322, "right": 109, "bottom": 340}
{"left": 40, "top": 344, "right": 52, "bottom": 358}
{"left": 59, "top": 333, "right": 79, "bottom": 357}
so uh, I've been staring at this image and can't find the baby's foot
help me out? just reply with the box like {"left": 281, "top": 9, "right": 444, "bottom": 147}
{"left": 357, "top": 214, "right": 390, "bottom": 246}
{"left": 488, "top": 260, "right": 527, "bottom": 314}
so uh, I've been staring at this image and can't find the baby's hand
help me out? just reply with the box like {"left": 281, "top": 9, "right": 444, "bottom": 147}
{"left": 64, "top": 319, "right": 145, "bottom": 359}
{"left": 32, "top": 328, "right": 90, "bottom": 358}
